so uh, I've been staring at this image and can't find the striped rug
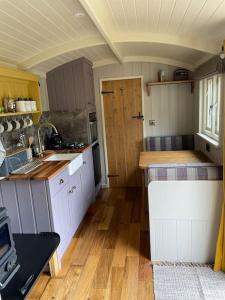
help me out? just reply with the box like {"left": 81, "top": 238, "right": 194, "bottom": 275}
{"left": 153, "top": 265, "right": 225, "bottom": 300}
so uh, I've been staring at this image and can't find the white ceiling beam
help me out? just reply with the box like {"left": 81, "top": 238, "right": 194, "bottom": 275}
{"left": 18, "top": 36, "right": 105, "bottom": 69}
{"left": 113, "top": 33, "right": 219, "bottom": 55}
{"left": 93, "top": 58, "right": 119, "bottom": 68}
{"left": 78, "top": 0, "right": 123, "bottom": 63}
{"left": 124, "top": 56, "right": 193, "bottom": 71}
{"left": 93, "top": 56, "right": 194, "bottom": 70}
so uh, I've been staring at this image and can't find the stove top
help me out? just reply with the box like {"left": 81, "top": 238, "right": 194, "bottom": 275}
{"left": 63, "top": 142, "right": 86, "bottom": 149}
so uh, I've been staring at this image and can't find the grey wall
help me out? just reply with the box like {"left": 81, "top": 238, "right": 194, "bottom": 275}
{"left": 93, "top": 62, "right": 195, "bottom": 185}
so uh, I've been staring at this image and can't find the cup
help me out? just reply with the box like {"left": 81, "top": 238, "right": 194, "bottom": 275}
{"left": 19, "top": 118, "right": 27, "bottom": 129}
{"left": 3, "top": 120, "right": 13, "bottom": 132}
{"left": 26, "top": 117, "right": 33, "bottom": 127}
{"left": 0, "top": 123, "right": 4, "bottom": 134}
{"left": 16, "top": 101, "right": 26, "bottom": 112}
{"left": 11, "top": 119, "right": 20, "bottom": 130}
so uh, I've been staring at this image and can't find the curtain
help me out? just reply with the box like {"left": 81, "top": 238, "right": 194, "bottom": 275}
{"left": 214, "top": 205, "right": 225, "bottom": 271}
{"left": 214, "top": 62, "right": 225, "bottom": 272}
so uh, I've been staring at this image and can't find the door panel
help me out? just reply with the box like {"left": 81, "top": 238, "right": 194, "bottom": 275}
{"left": 103, "top": 78, "right": 143, "bottom": 187}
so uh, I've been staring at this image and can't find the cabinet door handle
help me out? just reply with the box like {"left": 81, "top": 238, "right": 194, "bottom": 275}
{"left": 83, "top": 161, "right": 86, "bottom": 165}
{"left": 59, "top": 179, "right": 64, "bottom": 184}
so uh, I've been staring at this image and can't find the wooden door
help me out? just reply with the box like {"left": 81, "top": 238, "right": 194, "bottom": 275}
{"left": 103, "top": 78, "right": 143, "bottom": 187}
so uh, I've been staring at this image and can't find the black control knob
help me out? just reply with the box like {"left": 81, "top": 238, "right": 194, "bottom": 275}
{"left": 5, "top": 261, "right": 13, "bottom": 272}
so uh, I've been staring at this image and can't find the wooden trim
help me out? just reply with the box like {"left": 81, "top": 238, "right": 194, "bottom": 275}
{"left": 0, "top": 111, "right": 41, "bottom": 117}
{"left": 49, "top": 252, "right": 60, "bottom": 277}
{"left": 146, "top": 80, "right": 194, "bottom": 96}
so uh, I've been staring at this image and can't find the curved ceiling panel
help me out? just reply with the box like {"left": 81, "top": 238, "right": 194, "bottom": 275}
{"left": 33, "top": 44, "right": 114, "bottom": 73}
{"left": 0, "top": 0, "right": 223, "bottom": 73}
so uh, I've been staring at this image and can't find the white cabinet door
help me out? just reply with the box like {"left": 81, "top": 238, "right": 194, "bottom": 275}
{"left": 68, "top": 169, "right": 83, "bottom": 237}
{"left": 81, "top": 148, "right": 95, "bottom": 213}
{"left": 51, "top": 185, "right": 70, "bottom": 261}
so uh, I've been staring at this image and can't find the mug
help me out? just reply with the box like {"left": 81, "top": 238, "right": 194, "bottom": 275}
{"left": 11, "top": 119, "right": 20, "bottom": 130}
{"left": 19, "top": 118, "right": 27, "bottom": 129}
{"left": 3, "top": 120, "right": 13, "bottom": 132}
{"left": 0, "top": 123, "right": 4, "bottom": 134}
{"left": 16, "top": 101, "right": 26, "bottom": 112}
{"left": 26, "top": 117, "right": 33, "bottom": 127}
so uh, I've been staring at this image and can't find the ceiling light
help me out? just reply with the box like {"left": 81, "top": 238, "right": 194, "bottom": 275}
{"left": 74, "top": 12, "right": 86, "bottom": 18}
{"left": 219, "top": 45, "right": 225, "bottom": 60}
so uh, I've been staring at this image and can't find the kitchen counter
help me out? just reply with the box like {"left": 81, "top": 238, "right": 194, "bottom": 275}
{"left": 0, "top": 145, "right": 96, "bottom": 269}
{"left": 6, "top": 145, "right": 92, "bottom": 181}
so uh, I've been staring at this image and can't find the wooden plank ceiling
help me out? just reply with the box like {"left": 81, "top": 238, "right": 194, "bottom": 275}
{"left": 0, "top": 0, "right": 224, "bottom": 73}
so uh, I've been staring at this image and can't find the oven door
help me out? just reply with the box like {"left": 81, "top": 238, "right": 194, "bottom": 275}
{"left": 0, "top": 217, "right": 13, "bottom": 262}
{"left": 89, "top": 121, "right": 98, "bottom": 143}
{"left": 92, "top": 142, "right": 101, "bottom": 186}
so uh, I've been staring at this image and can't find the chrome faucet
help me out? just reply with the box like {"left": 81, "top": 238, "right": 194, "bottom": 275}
{"left": 37, "top": 122, "right": 58, "bottom": 156}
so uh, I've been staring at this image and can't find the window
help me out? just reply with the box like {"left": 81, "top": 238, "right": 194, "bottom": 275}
{"left": 199, "top": 74, "right": 222, "bottom": 144}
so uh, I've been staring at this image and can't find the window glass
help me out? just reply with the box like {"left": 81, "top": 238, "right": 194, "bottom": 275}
{"left": 199, "top": 74, "right": 222, "bottom": 143}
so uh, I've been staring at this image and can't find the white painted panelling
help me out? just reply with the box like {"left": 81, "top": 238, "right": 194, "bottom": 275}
{"left": 148, "top": 180, "right": 223, "bottom": 262}
{"left": 176, "top": 220, "right": 192, "bottom": 262}
{"left": 152, "top": 219, "right": 177, "bottom": 262}
{"left": 0, "top": 0, "right": 221, "bottom": 70}
{"left": 0, "top": 0, "right": 101, "bottom": 67}
{"left": 93, "top": 62, "right": 194, "bottom": 184}
{"left": 39, "top": 78, "right": 49, "bottom": 112}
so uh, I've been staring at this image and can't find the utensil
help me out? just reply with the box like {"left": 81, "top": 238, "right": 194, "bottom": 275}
{"left": 28, "top": 136, "right": 34, "bottom": 148}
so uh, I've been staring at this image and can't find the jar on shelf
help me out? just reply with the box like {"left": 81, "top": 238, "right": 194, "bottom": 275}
{"left": 3, "top": 97, "right": 16, "bottom": 112}
{"left": 15, "top": 98, "right": 26, "bottom": 112}
{"left": 158, "top": 70, "right": 165, "bottom": 82}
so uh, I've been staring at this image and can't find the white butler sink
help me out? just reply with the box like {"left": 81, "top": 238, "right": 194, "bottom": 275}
{"left": 44, "top": 153, "right": 83, "bottom": 175}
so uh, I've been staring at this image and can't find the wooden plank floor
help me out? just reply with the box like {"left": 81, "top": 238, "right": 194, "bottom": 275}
{"left": 28, "top": 187, "right": 153, "bottom": 300}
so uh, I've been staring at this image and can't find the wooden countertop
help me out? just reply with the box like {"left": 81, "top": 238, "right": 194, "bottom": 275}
{"left": 8, "top": 160, "right": 70, "bottom": 181}
{"left": 6, "top": 145, "right": 92, "bottom": 181}
{"left": 139, "top": 150, "right": 211, "bottom": 169}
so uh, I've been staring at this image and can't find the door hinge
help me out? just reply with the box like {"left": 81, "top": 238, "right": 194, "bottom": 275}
{"left": 108, "top": 174, "right": 119, "bottom": 178}
{"left": 101, "top": 90, "right": 114, "bottom": 95}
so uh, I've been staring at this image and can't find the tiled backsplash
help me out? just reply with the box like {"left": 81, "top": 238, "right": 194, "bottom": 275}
{"left": 0, "top": 111, "right": 89, "bottom": 151}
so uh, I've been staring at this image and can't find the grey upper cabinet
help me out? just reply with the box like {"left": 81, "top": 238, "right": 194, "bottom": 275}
{"left": 47, "top": 57, "right": 96, "bottom": 113}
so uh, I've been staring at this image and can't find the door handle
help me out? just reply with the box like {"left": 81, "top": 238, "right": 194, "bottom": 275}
{"left": 132, "top": 112, "right": 144, "bottom": 120}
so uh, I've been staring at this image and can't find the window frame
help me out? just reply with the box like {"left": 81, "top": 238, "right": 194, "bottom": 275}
{"left": 198, "top": 74, "right": 223, "bottom": 145}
